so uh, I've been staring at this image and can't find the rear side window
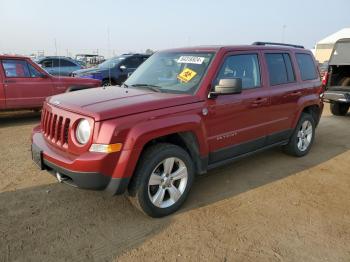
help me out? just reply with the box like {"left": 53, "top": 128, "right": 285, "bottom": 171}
{"left": 265, "top": 53, "right": 295, "bottom": 85}
{"left": 296, "top": 53, "right": 318, "bottom": 81}
{"left": 124, "top": 57, "right": 143, "bottom": 68}
{"left": 215, "top": 54, "right": 261, "bottom": 89}
{"left": 2, "top": 59, "right": 31, "bottom": 77}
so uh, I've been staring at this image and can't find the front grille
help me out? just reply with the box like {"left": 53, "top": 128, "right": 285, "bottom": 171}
{"left": 41, "top": 107, "right": 71, "bottom": 147}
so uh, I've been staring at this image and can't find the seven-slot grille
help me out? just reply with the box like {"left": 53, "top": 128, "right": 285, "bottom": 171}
{"left": 41, "top": 106, "right": 70, "bottom": 147}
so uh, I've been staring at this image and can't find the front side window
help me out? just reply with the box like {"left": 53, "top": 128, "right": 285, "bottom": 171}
{"left": 265, "top": 53, "right": 295, "bottom": 85}
{"left": 296, "top": 53, "right": 318, "bottom": 81}
{"left": 41, "top": 59, "right": 53, "bottom": 68}
{"left": 60, "top": 59, "right": 76, "bottom": 67}
{"left": 215, "top": 54, "right": 261, "bottom": 89}
{"left": 98, "top": 56, "right": 127, "bottom": 69}
{"left": 2, "top": 59, "right": 31, "bottom": 77}
{"left": 125, "top": 52, "right": 214, "bottom": 94}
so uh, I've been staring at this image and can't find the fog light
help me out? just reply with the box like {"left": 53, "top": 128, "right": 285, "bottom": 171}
{"left": 89, "top": 143, "right": 122, "bottom": 153}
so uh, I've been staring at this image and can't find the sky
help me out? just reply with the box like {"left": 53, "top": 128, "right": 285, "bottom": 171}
{"left": 0, "top": 0, "right": 349, "bottom": 57}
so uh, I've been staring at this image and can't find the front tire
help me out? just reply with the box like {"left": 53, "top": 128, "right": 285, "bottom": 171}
{"left": 128, "top": 143, "right": 194, "bottom": 217}
{"left": 330, "top": 102, "right": 349, "bottom": 116}
{"left": 102, "top": 80, "right": 112, "bottom": 86}
{"left": 283, "top": 113, "right": 315, "bottom": 157}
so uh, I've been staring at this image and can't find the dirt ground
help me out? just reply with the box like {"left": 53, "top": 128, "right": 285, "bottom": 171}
{"left": 0, "top": 106, "right": 349, "bottom": 262}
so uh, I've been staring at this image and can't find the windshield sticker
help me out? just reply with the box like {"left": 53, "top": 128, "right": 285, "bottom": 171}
{"left": 177, "top": 68, "right": 197, "bottom": 83}
{"left": 177, "top": 56, "right": 205, "bottom": 64}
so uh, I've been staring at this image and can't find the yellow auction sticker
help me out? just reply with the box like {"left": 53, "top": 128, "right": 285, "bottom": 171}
{"left": 177, "top": 68, "right": 197, "bottom": 83}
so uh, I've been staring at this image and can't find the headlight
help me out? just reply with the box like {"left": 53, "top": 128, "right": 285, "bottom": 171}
{"left": 75, "top": 119, "right": 91, "bottom": 144}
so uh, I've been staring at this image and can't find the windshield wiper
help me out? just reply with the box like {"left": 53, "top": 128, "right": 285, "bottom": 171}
{"left": 130, "top": 84, "right": 162, "bottom": 92}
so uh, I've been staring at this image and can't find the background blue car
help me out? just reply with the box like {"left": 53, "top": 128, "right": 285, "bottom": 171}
{"left": 36, "top": 56, "right": 85, "bottom": 76}
{"left": 72, "top": 53, "right": 150, "bottom": 86}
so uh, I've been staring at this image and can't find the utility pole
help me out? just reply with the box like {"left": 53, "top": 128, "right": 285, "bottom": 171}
{"left": 54, "top": 38, "right": 58, "bottom": 56}
{"left": 282, "top": 25, "right": 287, "bottom": 43}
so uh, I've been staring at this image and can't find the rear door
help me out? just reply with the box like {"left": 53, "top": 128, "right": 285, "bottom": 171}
{"left": 262, "top": 51, "right": 301, "bottom": 144}
{"left": 205, "top": 51, "right": 271, "bottom": 164}
{"left": 1, "top": 59, "right": 53, "bottom": 109}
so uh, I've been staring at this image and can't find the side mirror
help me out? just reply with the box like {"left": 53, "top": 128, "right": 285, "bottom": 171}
{"left": 210, "top": 78, "right": 242, "bottom": 97}
{"left": 120, "top": 65, "right": 127, "bottom": 71}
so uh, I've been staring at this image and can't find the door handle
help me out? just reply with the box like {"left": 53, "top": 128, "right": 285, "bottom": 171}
{"left": 290, "top": 91, "right": 302, "bottom": 96}
{"left": 251, "top": 97, "right": 268, "bottom": 107}
{"left": 4, "top": 79, "right": 16, "bottom": 84}
{"left": 285, "top": 91, "right": 302, "bottom": 97}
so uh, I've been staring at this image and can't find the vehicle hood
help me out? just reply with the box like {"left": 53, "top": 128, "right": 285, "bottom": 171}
{"left": 47, "top": 87, "right": 202, "bottom": 121}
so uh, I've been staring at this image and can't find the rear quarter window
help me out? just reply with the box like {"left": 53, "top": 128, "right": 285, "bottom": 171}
{"left": 296, "top": 53, "right": 318, "bottom": 81}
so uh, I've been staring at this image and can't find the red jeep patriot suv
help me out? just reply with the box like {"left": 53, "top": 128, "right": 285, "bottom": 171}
{"left": 32, "top": 42, "right": 323, "bottom": 217}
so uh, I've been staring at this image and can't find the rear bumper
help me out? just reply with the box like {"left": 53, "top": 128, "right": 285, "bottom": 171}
{"left": 324, "top": 91, "right": 350, "bottom": 103}
{"left": 31, "top": 132, "right": 130, "bottom": 195}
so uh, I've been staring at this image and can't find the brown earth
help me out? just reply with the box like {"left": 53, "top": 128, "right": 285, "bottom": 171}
{"left": 0, "top": 106, "right": 349, "bottom": 262}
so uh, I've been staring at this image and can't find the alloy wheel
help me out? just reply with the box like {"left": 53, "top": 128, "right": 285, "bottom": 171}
{"left": 148, "top": 157, "right": 188, "bottom": 208}
{"left": 297, "top": 120, "right": 313, "bottom": 151}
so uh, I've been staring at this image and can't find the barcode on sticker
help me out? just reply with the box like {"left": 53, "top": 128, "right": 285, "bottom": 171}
{"left": 177, "top": 56, "right": 205, "bottom": 64}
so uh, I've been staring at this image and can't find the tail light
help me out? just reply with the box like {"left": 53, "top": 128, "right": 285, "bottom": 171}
{"left": 322, "top": 72, "right": 329, "bottom": 87}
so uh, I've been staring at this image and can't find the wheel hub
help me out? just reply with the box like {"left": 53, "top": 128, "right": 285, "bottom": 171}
{"left": 161, "top": 177, "right": 172, "bottom": 188}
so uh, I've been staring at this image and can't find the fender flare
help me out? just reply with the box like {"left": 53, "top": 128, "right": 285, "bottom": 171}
{"left": 111, "top": 114, "right": 209, "bottom": 182}
{"left": 292, "top": 94, "right": 322, "bottom": 128}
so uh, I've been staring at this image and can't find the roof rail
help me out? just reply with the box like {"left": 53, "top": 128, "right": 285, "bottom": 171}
{"left": 252, "top": 41, "right": 304, "bottom": 49}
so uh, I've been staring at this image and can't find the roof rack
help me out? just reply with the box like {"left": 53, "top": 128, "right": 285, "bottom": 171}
{"left": 252, "top": 42, "right": 304, "bottom": 49}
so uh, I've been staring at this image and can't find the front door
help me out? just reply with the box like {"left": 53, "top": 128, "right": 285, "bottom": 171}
{"left": 204, "top": 51, "right": 271, "bottom": 164}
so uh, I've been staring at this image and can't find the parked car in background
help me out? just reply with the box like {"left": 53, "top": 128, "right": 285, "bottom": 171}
{"left": 75, "top": 54, "right": 105, "bottom": 68}
{"left": 36, "top": 56, "right": 84, "bottom": 76}
{"left": 72, "top": 53, "right": 150, "bottom": 86}
{"left": 323, "top": 38, "right": 350, "bottom": 116}
{"left": 319, "top": 60, "right": 328, "bottom": 78}
{"left": 0, "top": 55, "right": 101, "bottom": 111}
{"left": 32, "top": 43, "right": 323, "bottom": 217}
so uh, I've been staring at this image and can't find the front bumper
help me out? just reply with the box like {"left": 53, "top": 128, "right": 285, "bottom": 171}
{"left": 31, "top": 133, "right": 130, "bottom": 195}
{"left": 324, "top": 91, "right": 350, "bottom": 103}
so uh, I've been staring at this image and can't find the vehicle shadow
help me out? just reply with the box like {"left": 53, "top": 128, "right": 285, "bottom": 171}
{"left": 0, "top": 115, "right": 349, "bottom": 261}
{"left": 0, "top": 111, "right": 41, "bottom": 128}
{"left": 0, "top": 183, "right": 171, "bottom": 262}
{"left": 184, "top": 114, "right": 350, "bottom": 210}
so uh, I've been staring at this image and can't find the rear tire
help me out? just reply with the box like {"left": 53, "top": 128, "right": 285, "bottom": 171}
{"left": 283, "top": 113, "right": 315, "bottom": 157}
{"left": 128, "top": 143, "right": 194, "bottom": 217}
{"left": 102, "top": 80, "right": 112, "bottom": 86}
{"left": 330, "top": 102, "right": 349, "bottom": 116}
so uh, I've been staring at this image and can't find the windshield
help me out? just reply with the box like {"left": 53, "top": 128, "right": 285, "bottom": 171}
{"left": 125, "top": 52, "right": 214, "bottom": 94}
{"left": 98, "top": 56, "right": 126, "bottom": 69}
